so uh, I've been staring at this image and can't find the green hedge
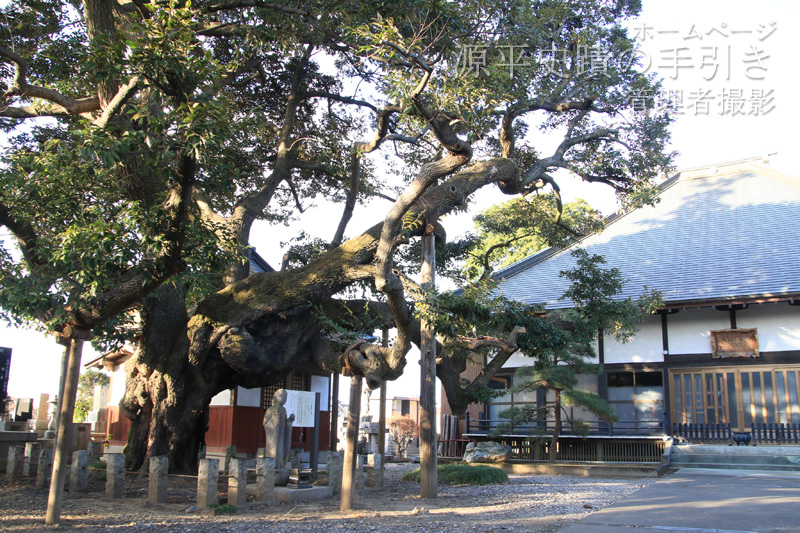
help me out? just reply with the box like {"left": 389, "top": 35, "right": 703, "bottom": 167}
{"left": 402, "top": 463, "right": 508, "bottom": 485}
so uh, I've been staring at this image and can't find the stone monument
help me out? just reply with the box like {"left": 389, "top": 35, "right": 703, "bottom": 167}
{"left": 43, "top": 397, "right": 58, "bottom": 439}
{"left": 263, "top": 388, "right": 294, "bottom": 485}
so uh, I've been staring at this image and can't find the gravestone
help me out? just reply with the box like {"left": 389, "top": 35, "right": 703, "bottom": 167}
{"left": 6, "top": 446, "right": 23, "bottom": 482}
{"left": 24, "top": 442, "right": 40, "bottom": 478}
{"left": 71, "top": 450, "right": 89, "bottom": 492}
{"left": 36, "top": 448, "right": 53, "bottom": 489}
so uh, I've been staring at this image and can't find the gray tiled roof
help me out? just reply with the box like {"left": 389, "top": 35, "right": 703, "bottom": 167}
{"left": 494, "top": 159, "right": 800, "bottom": 308}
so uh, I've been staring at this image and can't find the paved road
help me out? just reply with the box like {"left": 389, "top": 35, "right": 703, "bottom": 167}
{"left": 558, "top": 468, "right": 800, "bottom": 533}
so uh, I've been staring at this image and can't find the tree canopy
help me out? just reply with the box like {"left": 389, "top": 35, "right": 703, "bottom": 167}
{"left": 1, "top": 0, "right": 674, "bottom": 470}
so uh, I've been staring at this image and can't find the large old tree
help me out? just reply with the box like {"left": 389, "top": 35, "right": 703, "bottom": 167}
{"left": 0, "top": 0, "right": 673, "bottom": 471}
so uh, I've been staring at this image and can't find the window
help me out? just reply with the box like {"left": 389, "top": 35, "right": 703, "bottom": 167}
{"left": 607, "top": 371, "right": 664, "bottom": 433}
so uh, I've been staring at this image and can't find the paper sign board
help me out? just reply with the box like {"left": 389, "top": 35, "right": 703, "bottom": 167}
{"left": 284, "top": 390, "right": 318, "bottom": 428}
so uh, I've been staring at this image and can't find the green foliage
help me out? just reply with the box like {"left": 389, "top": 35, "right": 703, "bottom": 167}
{"left": 402, "top": 463, "right": 508, "bottom": 485}
{"left": 88, "top": 459, "right": 107, "bottom": 481}
{"left": 0, "top": 0, "right": 675, "bottom": 467}
{"left": 73, "top": 369, "right": 110, "bottom": 423}
{"left": 559, "top": 249, "right": 663, "bottom": 344}
{"left": 462, "top": 196, "right": 604, "bottom": 282}
{"left": 210, "top": 503, "right": 237, "bottom": 515}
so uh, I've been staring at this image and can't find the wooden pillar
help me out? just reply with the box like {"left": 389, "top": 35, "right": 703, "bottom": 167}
{"left": 46, "top": 333, "right": 87, "bottom": 525}
{"left": 419, "top": 224, "right": 437, "bottom": 498}
{"left": 661, "top": 311, "right": 672, "bottom": 433}
{"left": 330, "top": 373, "right": 340, "bottom": 451}
{"left": 340, "top": 375, "right": 362, "bottom": 511}
{"left": 53, "top": 340, "right": 70, "bottom": 446}
{"left": 377, "top": 381, "right": 387, "bottom": 487}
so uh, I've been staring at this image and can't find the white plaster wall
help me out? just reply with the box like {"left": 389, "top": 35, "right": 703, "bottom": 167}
{"left": 235, "top": 386, "right": 261, "bottom": 407}
{"left": 668, "top": 307, "right": 730, "bottom": 354}
{"left": 736, "top": 303, "right": 800, "bottom": 352}
{"left": 310, "top": 375, "right": 330, "bottom": 411}
{"left": 209, "top": 389, "right": 231, "bottom": 406}
{"left": 603, "top": 315, "right": 663, "bottom": 363}
{"left": 502, "top": 338, "right": 600, "bottom": 368}
{"left": 108, "top": 366, "right": 127, "bottom": 405}
{"left": 502, "top": 351, "right": 535, "bottom": 369}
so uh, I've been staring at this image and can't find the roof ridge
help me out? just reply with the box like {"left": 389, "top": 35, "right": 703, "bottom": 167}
{"left": 672, "top": 155, "right": 771, "bottom": 176}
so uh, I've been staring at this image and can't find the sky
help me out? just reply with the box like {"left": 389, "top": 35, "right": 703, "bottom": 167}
{"left": 1, "top": 0, "right": 798, "bottom": 410}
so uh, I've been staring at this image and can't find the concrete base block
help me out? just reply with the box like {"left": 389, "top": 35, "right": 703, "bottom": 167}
{"left": 273, "top": 485, "right": 330, "bottom": 503}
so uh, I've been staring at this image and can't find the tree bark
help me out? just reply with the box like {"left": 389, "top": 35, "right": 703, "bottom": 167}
{"left": 120, "top": 158, "right": 520, "bottom": 471}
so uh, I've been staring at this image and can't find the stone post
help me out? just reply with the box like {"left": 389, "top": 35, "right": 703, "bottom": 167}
{"left": 367, "top": 453, "right": 382, "bottom": 488}
{"left": 106, "top": 453, "right": 125, "bottom": 498}
{"left": 197, "top": 458, "right": 219, "bottom": 509}
{"left": 227, "top": 458, "right": 247, "bottom": 506}
{"left": 36, "top": 449, "right": 54, "bottom": 489}
{"left": 356, "top": 454, "right": 366, "bottom": 489}
{"left": 327, "top": 452, "right": 342, "bottom": 496}
{"left": 148, "top": 456, "right": 169, "bottom": 504}
{"left": 290, "top": 447, "right": 301, "bottom": 470}
{"left": 223, "top": 445, "right": 236, "bottom": 474}
{"left": 256, "top": 457, "right": 275, "bottom": 504}
{"left": 24, "top": 442, "right": 40, "bottom": 478}
{"left": 87, "top": 441, "right": 103, "bottom": 463}
{"left": 70, "top": 450, "right": 89, "bottom": 492}
{"left": 367, "top": 453, "right": 382, "bottom": 469}
{"left": 6, "top": 446, "right": 24, "bottom": 482}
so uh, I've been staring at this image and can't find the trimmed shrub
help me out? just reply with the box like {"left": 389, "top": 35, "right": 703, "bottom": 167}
{"left": 402, "top": 463, "right": 508, "bottom": 485}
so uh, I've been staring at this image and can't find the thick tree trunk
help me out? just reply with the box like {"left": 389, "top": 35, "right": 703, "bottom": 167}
{"left": 120, "top": 158, "right": 521, "bottom": 471}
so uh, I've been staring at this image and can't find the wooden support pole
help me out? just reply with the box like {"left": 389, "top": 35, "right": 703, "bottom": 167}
{"left": 377, "top": 381, "right": 387, "bottom": 487}
{"left": 419, "top": 225, "right": 437, "bottom": 498}
{"left": 53, "top": 339, "right": 70, "bottom": 446}
{"left": 340, "top": 375, "right": 362, "bottom": 511}
{"left": 45, "top": 337, "right": 85, "bottom": 524}
{"left": 377, "top": 328, "right": 388, "bottom": 487}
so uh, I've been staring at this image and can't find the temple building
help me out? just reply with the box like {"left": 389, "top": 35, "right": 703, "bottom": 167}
{"left": 442, "top": 157, "right": 800, "bottom": 443}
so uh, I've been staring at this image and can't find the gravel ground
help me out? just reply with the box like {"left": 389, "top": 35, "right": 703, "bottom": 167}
{"left": 0, "top": 463, "right": 654, "bottom": 532}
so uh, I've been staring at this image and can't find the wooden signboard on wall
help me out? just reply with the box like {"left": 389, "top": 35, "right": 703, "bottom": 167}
{"left": 711, "top": 329, "right": 759, "bottom": 358}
